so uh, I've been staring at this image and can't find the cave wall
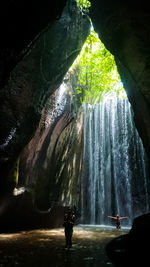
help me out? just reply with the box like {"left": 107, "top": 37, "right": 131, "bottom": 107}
{"left": 0, "top": 0, "right": 90, "bottom": 198}
{"left": 90, "top": 0, "right": 150, "bottom": 164}
{"left": 5, "top": 86, "right": 83, "bottom": 230}
{"left": 0, "top": 0, "right": 67, "bottom": 87}
{"left": 19, "top": 87, "right": 83, "bottom": 212}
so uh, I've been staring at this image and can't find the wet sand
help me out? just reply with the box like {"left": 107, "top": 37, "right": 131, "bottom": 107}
{"left": 0, "top": 225, "right": 129, "bottom": 266}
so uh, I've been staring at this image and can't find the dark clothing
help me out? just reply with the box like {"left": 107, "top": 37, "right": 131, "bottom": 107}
{"left": 116, "top": 217, "right": 121, "bottom": 229}
{"left": 63, "top": 212, "right": 75, "bottom": 248}
{"left": 65, "top": 228, "right": 73, "bottom": 247}
{"left": 116, "top": 222, "right": 121, "bottom": 229}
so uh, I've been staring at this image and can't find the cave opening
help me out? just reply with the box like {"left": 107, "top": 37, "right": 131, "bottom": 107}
{"left": 0, "top": 0, "right": 149, "bottom": 236}
{"left": 12, "top": 4, "right": 150, "bottom": 230}
{"left": 0, "top": 0, "right": 150, "bottom": 265}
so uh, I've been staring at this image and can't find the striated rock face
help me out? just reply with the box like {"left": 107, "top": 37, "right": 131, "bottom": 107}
{"left": 0, "top": 82, "right": 83, "bottom": 230}
{"left": 90, "top": 0, "right": 150, "bottom": 164}
{"left": 0, "top": 0, "right": 90, "bottom": 197}
{"left": 19, "top": 86, "right": 83, "bottom": 212}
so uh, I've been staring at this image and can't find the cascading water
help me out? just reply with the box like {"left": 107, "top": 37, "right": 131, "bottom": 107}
{"left": 81, "top": 97, "right": 150, "bottom": 226}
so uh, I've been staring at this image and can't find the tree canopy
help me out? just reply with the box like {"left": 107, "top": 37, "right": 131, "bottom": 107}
{"left": 67, "top": 29, "right": 125, "bottom": 104}
{"left": 76, "top": 0, "right": 91, "bottom": 10}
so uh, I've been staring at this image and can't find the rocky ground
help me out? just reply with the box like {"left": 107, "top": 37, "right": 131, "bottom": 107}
{"left": 0, "top": 226, "right": 129, "bottom": 267}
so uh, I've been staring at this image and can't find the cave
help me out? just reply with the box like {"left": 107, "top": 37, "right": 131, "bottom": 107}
{"left": 0, "top": 0, "right": 150, "bottom": 265}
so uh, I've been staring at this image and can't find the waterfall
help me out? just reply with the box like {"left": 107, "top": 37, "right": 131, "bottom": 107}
{"left": 81, "top": 97, "right": 150, "bottom": 226}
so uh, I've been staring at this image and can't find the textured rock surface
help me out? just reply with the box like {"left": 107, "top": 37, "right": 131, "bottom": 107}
{"left": 0, "top": 0, "right": 90, "bottom": 197}
{"left": 90, "top": 0, "right": 150, "bottom": 163}
{"left": 19, "top": 86, "right": 83, "bottom": 212}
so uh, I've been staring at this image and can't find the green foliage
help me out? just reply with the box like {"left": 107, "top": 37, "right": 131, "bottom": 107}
{"left": 68, "top": 30, "right": 126, "bottom": 104}
{"left": 76, "top": 0, "right": 91, "bottom": 10}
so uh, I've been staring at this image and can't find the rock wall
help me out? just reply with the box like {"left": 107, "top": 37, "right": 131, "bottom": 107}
{"left": 90, "top": 0, "right": 150, "bottom": 164}
{"left": 19, "top": 87, "right": 83, "bottom": 212}
{"left": 0, "top": 0, "right": 90, "bottom": 198}
{"left": 0, "top": 0, "right": 67, "bottom": 87}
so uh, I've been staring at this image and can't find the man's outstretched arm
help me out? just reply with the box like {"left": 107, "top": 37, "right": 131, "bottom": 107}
{"left": 119, "top": 216, "right": 128, "bottom": 220}
{"left": 107, "top": 216, "right": 117, "bottom": 220}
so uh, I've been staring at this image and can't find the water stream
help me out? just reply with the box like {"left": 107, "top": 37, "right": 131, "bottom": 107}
{"left": 81, "top": 97, "right": 150, "bottom": 226}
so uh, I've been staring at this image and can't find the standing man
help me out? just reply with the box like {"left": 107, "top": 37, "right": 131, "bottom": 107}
{"left": 63, "top": 208, "right": 75, "bottom": 248}
{"left": 107, "top": 215, "right": 128, "bottom": 229}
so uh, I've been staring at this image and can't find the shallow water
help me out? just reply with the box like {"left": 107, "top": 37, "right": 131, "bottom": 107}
{"left": 0, "top": 226, "right": 129, "bottom": 266}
